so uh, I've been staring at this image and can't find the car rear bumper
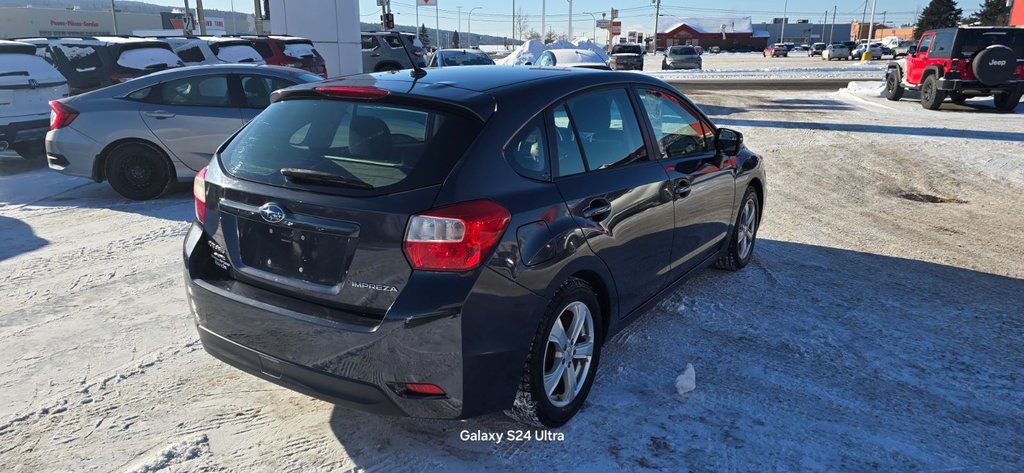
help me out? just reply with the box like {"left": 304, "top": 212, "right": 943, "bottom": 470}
{"left": 183, "top": 222, "right": 548, "bottom": 419}
{"left": 45, "top": 126, "right": 102, "bottom": 180}
{"left": 665, "top": 62, "right": 701, "bottom": 70}
{"left": 938, "top": 77, "right": 1024, "bottom": 95}
{"left": 0, "top": 117, "right": 48, "bottom": 159}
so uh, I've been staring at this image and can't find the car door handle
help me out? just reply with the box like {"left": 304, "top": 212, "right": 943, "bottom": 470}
{"left": 371, "top": 53, "right": 381, "bottom": 57}
{"left": 581, "top": 200, "right": 612, "bottom": 220}
{"left": 145, "top": 111, "right": 175, "bottom": 119}
{"left": 674, "top": 178, "right": 692, "bottom": 197}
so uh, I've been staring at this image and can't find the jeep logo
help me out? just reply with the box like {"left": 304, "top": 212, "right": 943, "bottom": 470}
{"left": 988, "top": 59, "right": 1007, "bottom": 66}
{"left": 350, "top": 281, "right": 399, "bottom": 292}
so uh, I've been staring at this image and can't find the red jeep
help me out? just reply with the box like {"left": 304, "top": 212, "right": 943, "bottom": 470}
{"left": 885, "top": 27, "right": 1023, "bottom": 111}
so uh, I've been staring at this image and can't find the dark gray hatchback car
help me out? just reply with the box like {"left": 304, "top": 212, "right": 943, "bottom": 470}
{"left": 184, "top": 66, "right": 766, "bottom": 427}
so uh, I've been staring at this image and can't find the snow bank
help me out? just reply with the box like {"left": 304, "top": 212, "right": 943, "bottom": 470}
{"left": 496, "top": 38, "right": 609, "bottom": 66}
{"left": 127, "top": 434, "right": 209, "bottom": 473}
{"left": 116, "top": 47, "right": 182, "bottom": 70}
{"left": 843, "top": 80, "right": 886, "bottom": 97}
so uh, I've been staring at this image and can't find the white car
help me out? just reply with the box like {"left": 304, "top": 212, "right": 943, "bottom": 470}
{"left": 853, "top": 42, "right": 884, "bottom": 59}
{"left": 822, "top": 44, "right": 851, "bottom": 61}
{"left": 531, "top": 49, "right": 610, "bottom": 70}
{"left": 0, "top": 40, "right": 69, "bottom": 161}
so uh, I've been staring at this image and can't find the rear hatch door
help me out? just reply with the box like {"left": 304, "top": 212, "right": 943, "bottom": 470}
{"left": 207, "top": 89, "right": 486, "bottom": 315}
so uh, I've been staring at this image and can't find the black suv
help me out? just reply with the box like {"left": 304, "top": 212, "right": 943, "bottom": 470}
{"left": 184, "top": 66, "right": 766, "bottom": 427}
{"left": 886, "top": 27, "right": 1023, "bottom": 111}
{"left": 19, "top": 36, "right": 183, "bottom": 94}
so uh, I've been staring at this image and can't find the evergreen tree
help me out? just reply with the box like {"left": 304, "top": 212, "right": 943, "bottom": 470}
{"left": 914, "top": 0, "right": 963, "bottom": 38}
{"left": 965, "top": 0, "right": 1010, "bottom": 25}
{"left": 452, "top": 30, "right": 461, "bottom": 48}
{"left": 418, "top": 24, "right": 431, "bottom": 48}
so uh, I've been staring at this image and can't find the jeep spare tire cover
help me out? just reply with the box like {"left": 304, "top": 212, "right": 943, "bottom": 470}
{"left": 972, "top": 45, "right": 1017, "bottom": 86}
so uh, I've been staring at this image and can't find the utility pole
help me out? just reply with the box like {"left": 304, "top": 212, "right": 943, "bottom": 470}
{"left": 110, "top": 0, "right": 118, "bottom": 34}
{"left": 830, "top": 6, "right": 836, "bottom": 43}
{"left": 867, "top": 0, "right": 877, "bottom": 42}
{"left": 512, "top": 0, "right": 515, "bottom": 40}
{"left": 781, "top": 0, "right": 788, "bottom": 43}
{"left": 881, "top": 11, "right": 887, "bottom": 28}
{"left": 457, "top": 6, "right": 462, "bottom": 47}
{"left": 567, "top": 0, "right": 573, "bottom": 40}
{"left": 196, "top": 0, "right": 207, "bottom": 35}
{"left": 584, "top": 11, "right": 597, "bottom": 42}
{"left": 541, "top": 0, "right": 546, "bottom": 43}
{"left": 230, "top": 0, "right": 236, "bottom": 34}
{"left": 435, "top": 6, "right": 440, "bottom": 48}
{"left": 653, "top": 0, "right": 661, "bottom": 53}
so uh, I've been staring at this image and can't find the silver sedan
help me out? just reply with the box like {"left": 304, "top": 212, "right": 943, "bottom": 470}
{"left": 45, "top": 64, "right": 323, "bottom": 200}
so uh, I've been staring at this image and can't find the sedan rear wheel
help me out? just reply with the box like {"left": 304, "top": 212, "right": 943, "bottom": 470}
{"left": 506, "top": 277, "right": 602, "bottom": 427}
{"left": 104, "top": 142, "right": 174, "bottom": 200}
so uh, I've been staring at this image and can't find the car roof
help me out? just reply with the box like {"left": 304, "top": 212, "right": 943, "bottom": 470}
{"left": 274, "top": 65, "right": 673, "bottom": 121}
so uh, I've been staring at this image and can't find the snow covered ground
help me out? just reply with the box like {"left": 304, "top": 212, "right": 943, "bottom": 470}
{"left": 1, "top": 84, "right": 1022, "bottom": 471}
{"left": 641, "top": 52, "right": 888, "bottom": 81}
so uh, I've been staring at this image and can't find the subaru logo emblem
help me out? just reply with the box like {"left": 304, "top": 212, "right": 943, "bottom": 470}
{"left": 259, "top": 203, "right": 286, "bottom": 224}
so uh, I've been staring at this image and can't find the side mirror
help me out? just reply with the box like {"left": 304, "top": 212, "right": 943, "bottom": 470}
{"left": 908, "top": 45, "right": 917, "bottom": 56}
{"left": 716, "top": 128, "right": 743, "bottom": 156}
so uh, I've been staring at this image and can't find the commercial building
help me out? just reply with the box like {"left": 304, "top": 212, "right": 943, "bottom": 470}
{"left": 1012, "top": 0, "right": 1024, "bottom": 26}
{"left": 655, "top": 17, "right": 762, "bottom": 50}
{"left": 754, "top": 21, "right": 835, "bottom": 44}
{"left": 0, "top": 6, "right": 250, "bottom": 38}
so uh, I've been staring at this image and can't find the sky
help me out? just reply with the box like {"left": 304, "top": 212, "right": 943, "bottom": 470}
{"left": 140, "top": 1, "right": 983, "bottom": 39}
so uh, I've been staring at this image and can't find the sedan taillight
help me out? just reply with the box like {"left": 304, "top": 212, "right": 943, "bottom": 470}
{"left": 403, "top": 200, "right": 510, "bottom": 271}
{"left": 193, "top": 166, "right": 208, "bottom": 223}
{"left": 48, "top": 100, "right": 78, "bottom": 130}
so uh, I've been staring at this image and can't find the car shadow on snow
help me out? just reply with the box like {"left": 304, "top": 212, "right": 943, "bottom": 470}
{"left": 325, "top": 239, "right": 1024, "bottom": 471}
{"left": 713, "top": 118, "right": 1024, "bottom": 142}
{"left": 0, "top": 215, "right": 49, "bottom": 262}
{"left": 0, "top": 169, "right": 194, "bottom": 222}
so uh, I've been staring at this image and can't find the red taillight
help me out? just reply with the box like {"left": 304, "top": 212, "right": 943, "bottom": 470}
{"left": 949, "top": 58, "right": 961, "bottom": 73}
{"left": 403, "top": 383, "right": 445, "bottom": 396}
{"left": 403, "top": 200, "right": 510, "bottom": 272}
{"left": 48, "top": 100, "right": 78, "bottom": 130}
{"left": 313, "top": 86, "right": 390, "bottom": 99}
{"left": 193, "top": 166, "right": 208, "bottom": 223}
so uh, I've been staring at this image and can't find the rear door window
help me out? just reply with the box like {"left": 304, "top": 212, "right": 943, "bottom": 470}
{"left": 220, "top": 99, "right": 482, "bottom": 194}
{"left": 158, "top": 74, "right": 231, "bottom": 107}
{"left": 504, "top": 116, "right": 550, "bottom": 180}
{"left": 176, "top": 45, "right": 206, "bottom": 63}
{"left": 361, "top": 35, "right": 380, "bottom": 50}
{"left": 239, "top": 74, "right": 295, "bottom": 108}
{"left": 564, "top": 88, "right": 648, "bottom": 171}
{"left": 552, "top": 105, "right": 587, "bottom": 177}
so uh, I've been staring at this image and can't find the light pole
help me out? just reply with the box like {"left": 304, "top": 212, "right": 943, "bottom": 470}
{"left": 584, "top": 11, "right": 597, "bottom": 42}
{"left": 468, "top": 7, "right": 481, "bottom": 48}
{"left": 457, "top": 6, "right": 462, "bottom": 48}
{"left": 653, "top": 0, "right": 661, "bottom": 53}
{"left": 867, "top": 0, "right": 878, "bottom": 43}
{"left": 541, "top": 0, "right": 546, "bottom": 43}
{"left": 230, "top": 0, "right": 236, "bottom": 34}
{"left": 780, "top": 0, "right": 788, "bottom": 43}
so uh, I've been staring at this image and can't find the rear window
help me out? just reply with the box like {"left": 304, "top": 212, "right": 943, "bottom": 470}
{"left": 117, "top": 47, "right": 182, "bottom": 70}
{"left": 220, "top": 99, "right": 482, "bottom": 194}
{"left": 54, "top": 44, "right": 102, "bottom": 72}
{"left": 440, "top": 51, "right": 494, "bottom": 66}
{"left": 670, "top": 46, "right": 696, "bottom": 55}
{"left": 215, "top": 44, "right": 263, "bottom": 63}
{"left": 283, "top": 41, "right": 318, "bottom": 59}
{"left": 0, "top": 53, "right": 65, "bottom": 86}
{"left": 959, "top": 30, "right": 1024, "bottom": 57}
{"left": 612, "top": 45, "right": 642, "bottom": 54}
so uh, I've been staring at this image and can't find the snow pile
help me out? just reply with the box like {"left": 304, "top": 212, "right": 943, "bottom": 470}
{"left": 127, "top": 434, "right": 209, "bottom": 473}
{"left": 496, "top": 38, "right": 610, "bottom": 66}
{"left": 843, "top": 80, "right": 886, "bottom": 97}
{"left": 675, "top": 363, "right": 696, "bottom": 395}
{"left": 116, "top": 47, "right": 182, "bottom": 70}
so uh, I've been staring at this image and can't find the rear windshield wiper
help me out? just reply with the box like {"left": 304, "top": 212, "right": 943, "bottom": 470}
{"left": 280, "top": 168, "right": 374, "bottom": 189}
{"left": 0, "top": 71, "right": 29, "bottom": 78}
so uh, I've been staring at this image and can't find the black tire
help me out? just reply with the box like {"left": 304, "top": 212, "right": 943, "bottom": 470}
{"left": 949, "top": 92, "right": 967, "bottom": 104}
{"left": 714, "top": 186, "right": 760, "bottom": 271}
{"left": 505, "top": 277, "right": 603, "bottom": 428}
{"left": 994, "top": 90, "right": 1022, "bottom": 112}
{"left": 661, "top": 60, "right": 668, "bottom": 70}
{"left": 920, "top": 74, "right": 946, "bottom": 110}
{"left": 885, "top": 70, "right": 905, "bottom": 101}
{"left": 104, "top": 142, "right": 174, "bottom": 200}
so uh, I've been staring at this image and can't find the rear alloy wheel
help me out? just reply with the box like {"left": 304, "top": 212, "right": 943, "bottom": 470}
{"left": 885, "top": 71, "right": 905, "bottom": 101}
{"left": 105, "top": 142, "right": 174, "bottom": 200}
{"left": 994, "top": 91, "right": 1023, "bottom": 112}
{"left": 920, "top": 75, "right": 946, "bottom": 110}
{"left": 506, "top": 277, "right": 602, "bottom": 427}
{"left": 714, "top": 186, "right": 760, "bottom": 271}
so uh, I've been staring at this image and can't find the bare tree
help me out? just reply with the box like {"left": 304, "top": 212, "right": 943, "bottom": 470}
{"left": 526, "top": 29, "right": 542, "bottom": 40}
{"left": 514, "top": 7, "right": 530, "bottom": 41}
